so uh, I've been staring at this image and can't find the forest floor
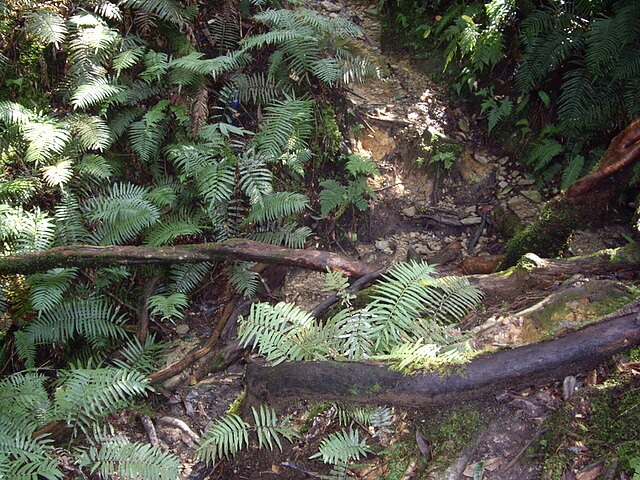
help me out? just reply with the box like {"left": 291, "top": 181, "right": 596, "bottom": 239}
{"left": 125, "top": 1, "right": 640, "bottom": 479}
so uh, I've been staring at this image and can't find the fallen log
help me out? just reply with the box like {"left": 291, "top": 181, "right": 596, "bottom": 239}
{"left": 245, "top": 300, "right": 640, "bottom": 408}
{"left": 0, "top": 239, "right": 381, "bottom": 278}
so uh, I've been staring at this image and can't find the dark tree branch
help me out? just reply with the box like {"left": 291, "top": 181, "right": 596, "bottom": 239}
{"left": 245, "top": 301, "right": 640, "bottom": 408}
{"left": 0, "top": 239, "right": 381, "bottom": 278}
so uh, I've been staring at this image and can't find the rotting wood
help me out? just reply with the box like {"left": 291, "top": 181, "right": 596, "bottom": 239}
{"left": 245, "top": 300, "right": 640, "bottom": 408}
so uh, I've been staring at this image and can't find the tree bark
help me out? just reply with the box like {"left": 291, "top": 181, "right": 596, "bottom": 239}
{"left": 245, "top": 300, "right": 640, "bottom": 408}
{"left": 500, "top": 117, "right": 640, "bottom": 268}
{"left": 0, "top": 239, "right": 381, "bottom": 278}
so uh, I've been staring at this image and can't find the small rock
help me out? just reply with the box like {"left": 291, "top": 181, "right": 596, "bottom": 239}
{"left": 460, "top": 216, "right": 482, "bottom": 225}
{"left": 510, "top": 170, "right": 521, "bottom": 178}
{"left": 464, "top": 205, "right": 477, "bottom": 214}
{"left": 498, "top": 180, "right": 509, "bottom": 189}
{"left": 175, "top": 324, "right": 190, "bottom": 335}
{"left": 320, "top": 0, "right": 341, "bottom": 12}
{"left": 520, "top": 189, "right": 543, "bottom": 203}
{"left": 473, "top": 153, "right": 491, "bottom": 165}
{"left": 498, "top": 156, "right": 510, "bottom": 165}
{"left": 509, "top": 398, "right": 544, "bottom": 418}
{"left": 375, "top": 239, "right": 390, "bottom": 251}
{"left": 518, "top": 178, "right": 536, "bottom": 186}
{"left": 402, "top": 205, "right": 417, "bottom": 217}
{"left": 458, "top": 117, "right": 470, "bottom": 133}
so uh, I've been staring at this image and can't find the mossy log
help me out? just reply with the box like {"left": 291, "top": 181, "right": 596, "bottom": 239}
{"left": 500, "top": 117, "right": 640, "bottom": 268}
{"left": 0, "top": 239, "right": 381, "bottom": 278}
{"left": 245, "top": 300, "right": 640, "bottom": 408}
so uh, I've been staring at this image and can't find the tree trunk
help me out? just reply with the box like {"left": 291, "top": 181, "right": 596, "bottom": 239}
{"left": 0, "top": 239, "right": 381, "bottom": 278}
{"left": 245, "top": 301, "right": 640, "bottom": 408}
{"left": 500, "top": 117, "right": 640, "bottom": 268}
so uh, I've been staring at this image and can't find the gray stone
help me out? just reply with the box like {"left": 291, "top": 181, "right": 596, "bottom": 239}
{"left": 375, "top": 239, "right": 390, "bottom": 251}
{"left": 498, "top": 180, "right": 509, "bottom": 189}
{"left": 518, "top": 178, "right": 536, "bottom": 186}
{"left": 521, "top": 189, "right": 542, "bottom": 203}
{"left": 320, "top": 1, "right": 341, "bottom": 12}
{"left": 473, "top": 153, "right": 491, "bottom": 165}
{"left": 460, "top": 216, "right": 482, "bottom": 225}
{"left": 402, "top": 205, "right": 417, "bottom": 217}
{"left": 175, "top": 324, "right": 190, "bottom": 335}
{"left": 458, "top": 117, "right": 470, "bottom": 133}
{"left": 498, "top": 156, "right": 510, "bottom": 165}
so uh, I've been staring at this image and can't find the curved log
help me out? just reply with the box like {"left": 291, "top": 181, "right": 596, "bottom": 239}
{"left": 0, "top": 239, "right": 381, "bottom": 278}
{"left": 245, "top": 301, "right": 640, "bottom": 408}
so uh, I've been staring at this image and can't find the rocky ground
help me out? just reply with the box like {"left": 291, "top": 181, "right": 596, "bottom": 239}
{"left": 130, "top": 2, "right": 639, "bottom": 479}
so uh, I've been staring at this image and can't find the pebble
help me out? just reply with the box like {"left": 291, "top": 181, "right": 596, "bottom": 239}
{"left": 375, "top": 239, "right": 390, "bottom": 251}
{"left": 458, "top": 117, "right": 470, "bottom": 133}
{"left": 175, "top": 324, "right": 190, "bottom": 335}
{"left": 460, "top": 216, "right": 482, "bottom": 225}
{"left": 473, "top": 153, "right": 491, "bottom": 165}
{"left": 402, "top": 205, "right": 416, "bottom": 217}
{"left": 498, "top": 156, "right": 510, "bottom": 165}
{"left": 518, "top": 178, "right": 536, "bottom": 186}
{"left": 320, "top": 0, "right": 341, "bottom": 12}
{"left": 521, "top": 189, "right": 543, "bottom": 203}
{"left": 498, "top": 180, "right": 509, "bottom": 189}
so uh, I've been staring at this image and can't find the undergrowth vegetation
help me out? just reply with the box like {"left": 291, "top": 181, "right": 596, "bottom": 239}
{"left": 383, "top": 0, "right": 640, "bottom": 190}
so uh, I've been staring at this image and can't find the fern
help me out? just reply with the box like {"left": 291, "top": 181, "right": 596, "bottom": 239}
{"left": 195, "top": 413, "right": 249, "bottom": 464}
{"left": 196, "top": 404, "right": 296, "bottom": 465}
{"left": 0, "top": 418, "right": 62, "bottom": 480}
{"left": 244, "top": 191, "right": 309, "bottom": 224}
{"left": 78, "top": 437, "right": 181, "bottom": 480}
{"left": 112, "top": 335, "right": 169, "bottom": 375}
{"left": 169, "top": 262, "right": 211, "bottom": 294}
{"left": 325, "top": 308, "right": 375, "bottom": 360}
{"left": 128, "top": 100, "right": 169, "bottom": 163}
{"left": 67, "top": 114, "right": 112, "bottom": 151}
{"left": 238, "top": 302, "right": 328, "bottom": 365}
{"left": 26, "top": 268, "right": 77, "bottom": 312}
{"left": 54, "top": 193, "right": 90, "bottom": 245}
{"left": 75, "top": 154, "right": 114, "bottom": 181}
{"left": 144, "top": 217, "right": 202, "bottom": 246}
{"left": 54, "top": 367, "right": 152, "bottom": 436}
{"left": 119, "top": 0, "right": 194, "bottom": 26}
{"left": 0, "top": 178, "right": 38, "bottom": 205}
{"left": 70, "top": 78, "right": 126, "bottom": 109}
{"left": 0, "top": 372, "right": 52, "bottom": 430}
{"left": 319, "top": 179, "right": 348, "bottom": 217}
{"left": 310, "top": 428, "right": 372, "bottom": 465}
{"left": 24, "top": 9, "right": 68, "bottom": 48}
{"left": 148, "top": 292, "right": 189, "bottom": 321}
{"left": 250, "top": 223, "right": 312, "bottom": 249}
{"left": 84, "top": 182, "right": 161, "bottom": 245}
{"left": 561, "top": 154, "right": 586, "bottom": 190}
{"left": 526, "top": 138, "right": 564, "bottom": 172}
{"left": 227, "top": 262, "right": 261, "bottom": 297}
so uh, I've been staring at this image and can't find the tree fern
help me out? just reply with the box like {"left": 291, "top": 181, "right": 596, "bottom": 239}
{"left": 78, "top": 436, "right": 181, "bottom": 480}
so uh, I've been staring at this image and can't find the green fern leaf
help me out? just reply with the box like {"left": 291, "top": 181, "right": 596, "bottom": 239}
{"left": 250, "top": 223, "right": 311, "bottom": 248}
{"left": 112, "top": 336, "right": 169, "bottom": 375}
{"left": 128, "top": 101, "right": 169, "bottom": 163}
{"left": 148, "top": 293, "right": 189, "bottom": 321}
{"left": 251, "top": 404, "right": 297, "bottom": 451}
{"left": 526, "top": 138, "right": 564, "bottom": 172}
{"left": 0, "top": 178, "right": 38, "bottom": 205}
{"left": 75, "top": 154, "right": 114, "bottom": 181}
{"left": 71, "top": 78, "right": 126, "bottom": 109}
{"left": 310, "top": 428, "right": 371, "bottom": 465}
{"left": 254, "top": 98, "right": 313, "bottom": 160}
{"left": 68, "top": 114, "right": 112, "bottom": 151}
{"left": 561, "top": 154, "right": 586, "bottom": 190}
{"left": 227, "top": 262, "right": 260, "bottom": 297}
{"left": 26, "top": 268, "right": 77, "bottom": 312}
{"left": 41, "top": 159, "right": 74, "bottom": 187}
{"left": 238, "top": 301, "right": 328, "bottom": 364}
{"left": 119, "top": 0, "right": 194, "bottom": 25}
{"left": 244, "top": 191, "right": 309, "bottom": 224}
{"left": 319, "top": 179, "right": 347, "bottom": 218}
{"left": 25, "top": 9, "right": 67, "bottom": 48}
{"left": 78, "top": 438, "right": 181, "bottom": 480}
{"left": 113, "top": 46, "right": 147, "bottom": 76}
{"left": 0, "top": 372, "right": 52, "bottom": 430}
{"left": 169, "top": 262, "right": 211, "bottom": 294}
{"left": 195, "top": 413, "right": 249, "bottom": 464}
{"left": 325, "top": 308, "right": 375, "bottom": 360}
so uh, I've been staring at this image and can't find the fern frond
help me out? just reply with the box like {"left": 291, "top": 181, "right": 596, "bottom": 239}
{"left": 221, "top": 73, "right": 289, "bottom": 106}
{"left": 250, "top": 223, "right": 311, "bottom": 248}
{"left": 71, "top": 78, "right": 126, "bottom": 109}
{"left": 251, "top": 404, "right": 297, "bottom": 451}
{"left": 310, "top": 428, "right": 371, "bottom": 465}
{"left": 148, "top": 292, "right": 189, "bottom": 321}
{"left": 113, "top": 46, "right": 146, "bottom": 76}
{"left": 20, "top": 298, "right": 127, "bottom": 366}
{"left": 22, "top": 120, "right": 71, "bottom": 165}
{"left": 85, "top": 182, "right": 160, "bottom": 245}
{"left": 325, "top": 308, "right": 375, "bottom": 360}
{"left": 227, "top": 262, "right": 260, "bottom": 297}
{"left": 0, "top": 178, "right": 38, "bottom": 205}
{"left": 54, "top": 367, "right": 152, "bottom": 435}
{"left": 238, "top": 301, "right": 328, "bottom": 364}
{"left": 0, "top": 419, "right": 62, "bottom": 480}
{"left": 25, "top": 9, "right": 68, "bottom": 48}
{"left": 254, "top": 98, "right": 313, "bottom": 160}
{"left": 54, "top": 193, "right": 91, "bottom": 245}
{"left": 319, "top": 179, "right": 347, "bottom": 217}
{"left": 67, "top": 114, "right": 112, "bottom": 151}
{"left": 26, "top": 268, "right": 77, "bottom": 312}
{"left": 94, "top": 0, "right": 123, "bottom": 21}
{"left": 144, "top": 217, "right": 202, "bottom": 246}
{"left": 169, "top": 262, "right": 211, "bottom": 294}
{"left": 244, "top": 191, "right": 309, "bottom": 224}
{"left": 195, "top": 413, "right": 249, "bottom": 464}
{"left": 526, "top": 138, "right": 564, "bottom": 172}
{"left": 119, "top": 0, "right": 194, "bottom": 26}
{"left": 14, "top": 207, "right": 56, "bottom": 253}
{"left": 561, "top": 154, "right": 586, "bottom": 190}
{"left": 108, "top": 108, "right": 144, "bottom": 141}
{"left": 41, "top": 159, "right": 74, "bottom": 187}
{"left": 0, "top": 372, "right": 52, "bottom": 430}
{"left": 128, "top": 100, "right": 169, "bottom": 163}
{"left": 78, "top": 438, "right": 181, "bottom": 480}
{"left": 238, "top": 156, "right": 273, "bottom": 203}
{"left": 112, "top": 335, "right": 168, "bottom": 375}
{"left": 75, "top": 154, "right": 114, "bottom": 181}
{"left": 196, "top": 158, "right": 236, "bottom": 210}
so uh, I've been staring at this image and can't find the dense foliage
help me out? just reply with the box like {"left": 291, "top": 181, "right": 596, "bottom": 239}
{"left": 383, "top": 0, "right": 640, "bottom": 189}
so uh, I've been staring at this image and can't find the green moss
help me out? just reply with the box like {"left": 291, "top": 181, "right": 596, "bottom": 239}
{"left": 226, "top": 389, "right": 246, "bottom": 415}
{"left": 500, "top": 197, "right": 580, "bottom": 269}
